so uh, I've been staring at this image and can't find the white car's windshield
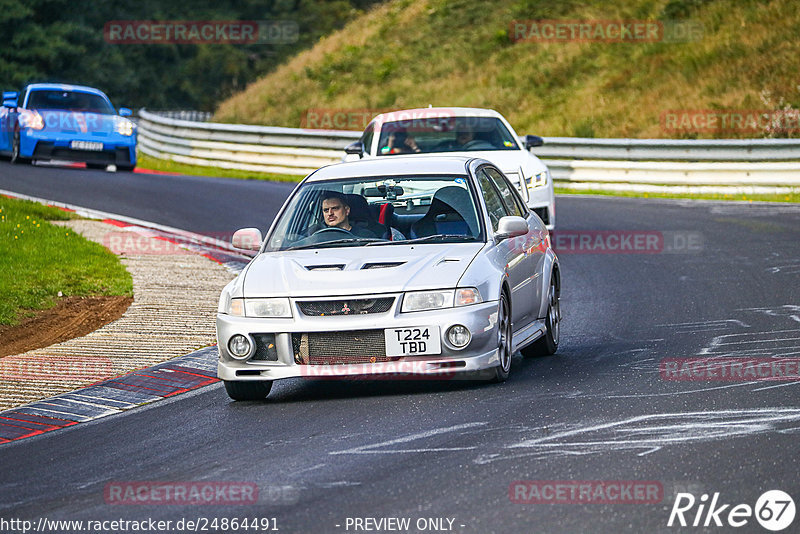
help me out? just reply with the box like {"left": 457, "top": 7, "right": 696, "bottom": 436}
{"left": 376, "top": 117, "right": 519, "bottom": 155}
{"left": 265, "top": 175, "right": 483, "bottom": 251}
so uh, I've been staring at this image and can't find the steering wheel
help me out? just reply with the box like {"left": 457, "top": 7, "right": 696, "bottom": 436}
{"left": 312, "top": 227, "right": 353, "bottom": 236}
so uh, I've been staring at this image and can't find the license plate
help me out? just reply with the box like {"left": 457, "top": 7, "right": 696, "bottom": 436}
{"left": 384, "top": 326, "right": 441, "bottom": 356}
{"left": 70, "top": 141, "right": 103, "bottom": 151}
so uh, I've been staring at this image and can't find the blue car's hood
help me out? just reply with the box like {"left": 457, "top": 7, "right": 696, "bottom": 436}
{"left": 238, "top": 243, "right": 485, "bottom": 298}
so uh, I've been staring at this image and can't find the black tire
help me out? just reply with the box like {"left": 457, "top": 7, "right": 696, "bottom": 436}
{"left": 491, "top": 291, "right": 513, "bottom": 382}
{"left": 10, "top": 130, "right": 28, "bottom": 164}
{"left": 522, "top": 272, "right": 560, "bottom": 357}
{"left": 224, "top": 380, "right": 273, "bottom": 401}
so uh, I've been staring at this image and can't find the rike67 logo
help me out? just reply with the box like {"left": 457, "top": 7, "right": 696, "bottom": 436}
{"left": 668, "top": 490, "right": 795, "bottom": 531}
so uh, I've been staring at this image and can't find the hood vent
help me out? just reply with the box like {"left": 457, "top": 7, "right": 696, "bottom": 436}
{"left": 362, "top": 262, "right": 406, "bottom": 270}
{"left": 305, "top": 264, "right": 345, "bottom": 271}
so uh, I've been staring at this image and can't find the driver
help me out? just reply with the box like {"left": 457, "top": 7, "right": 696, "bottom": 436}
{"left": 321, "top": 193, "right": 378, "bottom": 237}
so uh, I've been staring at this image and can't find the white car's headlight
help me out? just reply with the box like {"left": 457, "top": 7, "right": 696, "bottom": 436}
{"left": 525, "top": 170, "right": 549, "bottom": 188}
{"left": 115, "top": 117, "right": 135, "bottom": 136}
{"left": 225, "top": 297, "right": 292, "bottom": 318}
{"left": 402, "top": 288, "right": 483, "bottom": 312}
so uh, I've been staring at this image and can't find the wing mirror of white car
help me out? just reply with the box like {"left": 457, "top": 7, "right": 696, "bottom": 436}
{"left": 344, "top": 141, "right": 364, "bottom": 158}
{"left": 495, "top": 216, "right": 529, "bottom": 241}
{"left": 231, "top": 228, "right": 263, "bottom": 251}
{"left": 524, "top": 135, "right": 544, "bottom": 150}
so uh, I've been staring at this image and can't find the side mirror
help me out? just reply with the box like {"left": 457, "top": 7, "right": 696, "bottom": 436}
{"left": 2, "top": 99, "right": 17, "bottom": 109}
{"left": 495, "top": 216, "right": 529, "bottom": 241}
{"left": 524, "top": 135, "right": 544, "bottom": 150}
{"left": 231, "top": 228, "right": 263, "bottom": 251}
{"left": 344, "top": 140, "right": 364, "bottom": 158}
{"left": 118, "top": 108, "right": 132, "bottom": 117}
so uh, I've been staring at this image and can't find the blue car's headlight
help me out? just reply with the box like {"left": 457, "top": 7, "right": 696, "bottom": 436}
{"left": 115, "top": 117, "right": 135, "bottom": 136}
{"left": 19, "top": 110, "right": 44, "bottom": 130}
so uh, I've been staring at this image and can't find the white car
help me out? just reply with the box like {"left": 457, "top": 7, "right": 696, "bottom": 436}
{"left": 344, "top": 107, "right": 555, "bottom": 229}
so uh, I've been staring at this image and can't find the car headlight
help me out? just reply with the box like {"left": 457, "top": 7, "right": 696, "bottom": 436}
{"left": 402, "top": 288, "right": 482, "bottom": 312}
{"left": 19, "top": 110, "right": 44, "bottom": 130}
{"left": 115, "top": 117, "right": 135, "bottom": 136}
{"left": 224, "top": 297, "right": 292, "bottom": 318}
{"left": 525, "top": 170, "right": 549, "bottom": 188}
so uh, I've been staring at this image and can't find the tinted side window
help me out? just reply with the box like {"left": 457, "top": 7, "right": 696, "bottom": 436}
{"left": 486, "top": 168, "right": 526, "bottom": 217}
{"left": 476, "top": 169, "right": 508, "bottom": 231}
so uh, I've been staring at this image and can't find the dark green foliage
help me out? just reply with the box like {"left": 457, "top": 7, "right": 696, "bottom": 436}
{"left": 0, "top": 0, "right": 383, "bottom": 110}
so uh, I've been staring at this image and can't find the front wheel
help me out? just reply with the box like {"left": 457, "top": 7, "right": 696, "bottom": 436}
{"left": 491, "top": 292, "right": 513, "bottom": 382}
{"left": 224, "top": 380, "right": 273, "bottom": 401}
{"left": 10, "top": 131, "right": 28, "bottom": 164}
{"left": 522, "top": 273, "right": 560, "bottom": 357}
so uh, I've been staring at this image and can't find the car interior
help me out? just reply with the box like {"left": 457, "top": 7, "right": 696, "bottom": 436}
{"left": 299, "top": 184, "right": 480, "bottom": 245}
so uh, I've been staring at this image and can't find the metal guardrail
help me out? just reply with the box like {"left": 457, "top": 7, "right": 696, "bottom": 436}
{"left": 137, "top": 110, "right": 800, "bottom": 186}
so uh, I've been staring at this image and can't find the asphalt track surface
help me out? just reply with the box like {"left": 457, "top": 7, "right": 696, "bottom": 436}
{"left": 1, "top": 161, "right": 800, "bottom": 533}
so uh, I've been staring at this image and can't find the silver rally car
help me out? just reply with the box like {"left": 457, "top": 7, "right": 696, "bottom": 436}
{"left": 217, "top": 156, "right": 561, "bottom": 400}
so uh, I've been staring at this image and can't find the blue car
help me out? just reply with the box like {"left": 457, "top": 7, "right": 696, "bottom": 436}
{"left": 1, "top": 83, "right": 136, "bottom": 170}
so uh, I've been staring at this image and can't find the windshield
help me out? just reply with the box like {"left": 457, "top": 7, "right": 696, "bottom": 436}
{"left": 265, "top": 175, "right": 483, "bottom": 251}
{"left": 376, "top": 116, "right": 519, "bottom": 155}
{"left": 26, "top": 90, "right": 116, "bottom": 114}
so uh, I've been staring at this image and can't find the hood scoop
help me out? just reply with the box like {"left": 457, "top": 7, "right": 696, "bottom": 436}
{"left": 362, "top": 261, "right": 406, "bottom": 270}
{"left": 304, "top": 264, "right": 345, "bottom": 271}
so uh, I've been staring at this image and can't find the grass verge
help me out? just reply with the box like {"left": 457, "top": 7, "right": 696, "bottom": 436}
{"left": 554, "top": 187, "right": 800, "bottom": 203}
{"left": 137, "top": 154, "right": 303, "bottom": 182}
{"left": 0, "top": 197, "right": 133, "bottom": 326}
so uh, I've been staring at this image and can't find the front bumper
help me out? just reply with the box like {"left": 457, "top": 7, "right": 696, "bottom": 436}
{"left": 217, "top": 297, "right": 502, "bottom": 382}
{"left": 21, "top": 129, "right": 136, "bottom": 166}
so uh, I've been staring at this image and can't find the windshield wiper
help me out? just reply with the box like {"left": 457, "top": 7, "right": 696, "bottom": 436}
{"left": 287, "top": 238, "right": 384, "bottom": 250}
{"left": 367, "top": 235, "right": 478, "bottom": 246}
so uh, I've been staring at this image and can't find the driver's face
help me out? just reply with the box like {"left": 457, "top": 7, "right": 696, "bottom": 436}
{"left": 322, "top": 198, "right": 350, "bottom": 228}
{"left": 456, "top": 130, "right": 474, "bottom": 145}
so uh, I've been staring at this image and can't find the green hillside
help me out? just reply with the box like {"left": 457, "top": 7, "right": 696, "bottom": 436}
{"left": 214, "top": 0, "right": 800, "bottom": 139}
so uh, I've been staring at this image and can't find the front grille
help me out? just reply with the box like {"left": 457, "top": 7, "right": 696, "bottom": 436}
{"left": 298, "top": 298, "right": 394, "bottom": 317}
{"left": 532, "top": 207, "right": 549, "bottom": 225}
{"left": 52, "top": 148, "right": 115, "bottom": 162}
{"left": 292, "top": 330, "right": 388, "bottom": 365}
{"left": 251, "top": 333, "right": 278, "bottom": 361}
